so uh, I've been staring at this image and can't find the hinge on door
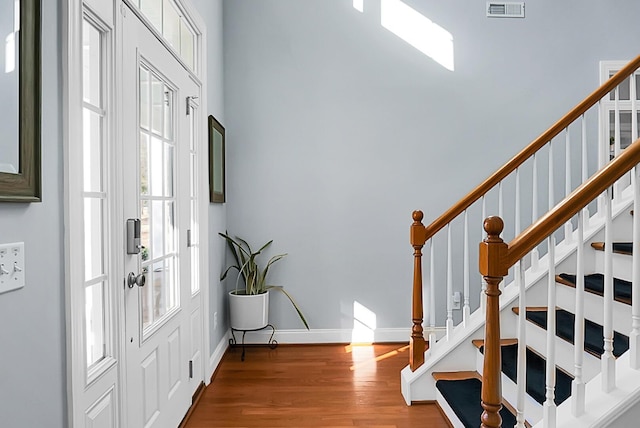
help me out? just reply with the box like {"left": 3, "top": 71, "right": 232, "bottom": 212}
{"left": 189, "top": 360, "right": 193, "bottom": 379}
{"left": 187, "top": 229, "right": 192, "bottom": 247}
{"left": 120, "top": 3, "right": 127, "bottom": 17}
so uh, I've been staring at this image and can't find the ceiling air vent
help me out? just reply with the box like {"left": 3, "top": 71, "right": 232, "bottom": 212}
{"left": 487, "top": 2, "right": 525, "bottom": 18}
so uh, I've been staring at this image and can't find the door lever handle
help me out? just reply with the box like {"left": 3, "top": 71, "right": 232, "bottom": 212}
{"left": 127, "top": 272, "right": 146, "bottom": 288}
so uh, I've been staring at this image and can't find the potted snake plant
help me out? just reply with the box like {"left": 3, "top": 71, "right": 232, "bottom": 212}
{"left": 219, "top": 232, "right": 309, "bottom": 330}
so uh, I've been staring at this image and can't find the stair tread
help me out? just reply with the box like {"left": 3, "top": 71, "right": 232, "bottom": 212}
{"left": 477, "top": 342, "right": 573, "bottom": 406}
{"left": 556, "top": 273, "right": 632, "bottom": 305}
{"left": 591, "top": 242, "right": 633, "bottom": 255}
{"left": 471, "top": 338, "right": 518, "bottom": 349}
{"left": 436, "top": 377, "right": 517, "bottom": 428}
{"left": 523, "top": 308, "right": 629, "bottom": 358}
{"left": 432, "top": 371, "right": 480, "bottom": 381}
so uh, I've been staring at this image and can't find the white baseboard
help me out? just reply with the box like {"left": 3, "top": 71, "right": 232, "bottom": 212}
{"left": 207, "top": 331, "right": 230, "bottom": 383}
{"left": 229, "top": 327, "right": 410, "bottom": 344}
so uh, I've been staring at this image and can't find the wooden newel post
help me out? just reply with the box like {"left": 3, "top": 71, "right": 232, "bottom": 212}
{"left": 410, "top": 210, "right": 427, "bottom": 371}
{"left": 478, "top": 216, "right": 508, "bottom": 428}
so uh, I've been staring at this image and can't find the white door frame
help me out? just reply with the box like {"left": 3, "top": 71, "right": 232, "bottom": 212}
{"left": 63, "top": 0, "right": 210, "bottom": 426}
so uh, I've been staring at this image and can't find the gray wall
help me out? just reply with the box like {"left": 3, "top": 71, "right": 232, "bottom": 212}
{"left": 222, "top": 0, "right": 640, "bottom": 331}
{"left": 188, "top": 0, "right": 228, "bottom": 357}
{"left": 0, "top": 0, "right": 65, "bottom": 426}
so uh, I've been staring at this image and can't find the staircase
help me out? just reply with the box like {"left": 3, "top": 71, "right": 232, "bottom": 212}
{"left": 431, "top": 233, "right": 633, "bottom": 427}
{"left": 402, "top": 56, "right": 640, "bottom": 427}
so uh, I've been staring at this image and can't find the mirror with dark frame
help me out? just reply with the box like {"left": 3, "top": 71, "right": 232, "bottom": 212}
{"left": 0, "top": 0, "right": 41, "bottom": 202}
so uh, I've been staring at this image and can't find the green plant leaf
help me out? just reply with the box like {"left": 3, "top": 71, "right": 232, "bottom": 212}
{"left": 266, "top": 285, "right": 309, "bottom": 330}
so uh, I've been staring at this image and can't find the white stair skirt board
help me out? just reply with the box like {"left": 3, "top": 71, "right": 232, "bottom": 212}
{"left": 550, "top": 353, "right": 640, "bottom": 428}
{"left": 232, "top": 328, "right": 411, "bottom": 345}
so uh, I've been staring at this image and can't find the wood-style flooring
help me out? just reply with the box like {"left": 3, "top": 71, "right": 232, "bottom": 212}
{"left": 182, "top": 343, "right": 449, "bottom": 428}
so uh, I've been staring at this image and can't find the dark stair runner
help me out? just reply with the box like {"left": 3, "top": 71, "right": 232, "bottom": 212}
{"left": 525, "top": 308, "right": 629, "bottom": 358}
{"left": 436, "top": 377, "right": 517, "bottom": 428}
{"left": 592, "top": 242, "right": 633, "bottom": 255}
{"left": 611, "top": 242, "right": 632, "bottom": 254}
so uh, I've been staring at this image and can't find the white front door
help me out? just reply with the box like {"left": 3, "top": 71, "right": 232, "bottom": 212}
{"left": 121, "top": 6, "right": 199, "bottom": 427}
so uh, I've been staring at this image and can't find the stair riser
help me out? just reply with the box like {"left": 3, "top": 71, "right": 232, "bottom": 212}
{"left": 515, "top": 311, "right": 601, "bottom": 382}
{"left": 593, "top": 250, "right": 633, "bottom": 282}
{"left": 555, "top": 282, "right": 632, "bottom": 336}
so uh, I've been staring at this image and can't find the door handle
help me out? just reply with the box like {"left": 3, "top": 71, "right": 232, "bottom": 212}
{"left": 127, "top": 272, "right": 146, "bottom": 288}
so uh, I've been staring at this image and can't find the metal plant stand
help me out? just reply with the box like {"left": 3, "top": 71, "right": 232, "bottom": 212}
{"left": 229, "top": 324, "right": 278, "bottom": 361}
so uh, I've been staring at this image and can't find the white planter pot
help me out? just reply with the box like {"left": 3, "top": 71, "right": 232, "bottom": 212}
{"left": 228, "top": 290, "right": 269, "bottom": 330}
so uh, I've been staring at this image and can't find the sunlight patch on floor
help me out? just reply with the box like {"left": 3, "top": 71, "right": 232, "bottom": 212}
{"left": 349, "top": 344, "right": 409, "bottom": 371}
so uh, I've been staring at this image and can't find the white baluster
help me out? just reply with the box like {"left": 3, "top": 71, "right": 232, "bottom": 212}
{"left": 446, "top": 224, "right": 454, "bottom": 339}
{"left": 532, "top": 153, "right": 540, "bottom": 270}
{"left": 614, "top": 86, "right": 622, "bottom": 198}
{"left": 633, "top": 72, "right": 638, "bottom": 143}
{"left": 572, "top": 210, "right": 586, "bottom": 416}
{"left": 581, "top": 115, "right": 589, "bottom": 229}
{"left": 543, "top": 142, "right": 557, "bottom": 427}
{"left": 429, "top": 238, "right": 436, "bottom": 348}
{"left": 564, "top": 128, "right": 573, "bottom": 244}
{"left": 631, "top": 74, "right": 640, "bottom": 370}
{"left": 598, "top": 100, "right": 606, "bottom": 216}
{"left": 602, "top": 187, "right": 616, "bottom": 392}
{"left": 632, "top": 166, "right": 640, "bottom": 370}
{"left": 515, "top": 168, "right": 521, "bottom": 238}
{"left": 515, "top": 166, "right": 526, "bottom": 427}
{"left": 481, "top": 196, "right": 487, "bottom": 313}
{"left": 463, "top": 210, "right": 470, "bottom": 325}
{"left": 614, "top": 86, "right": 621, "bottom": 159}
{"left": 499, "top": 180, "right": 504, "bottom": 219}
{"left": 543, "top": 235, "right": 557, "bottom": 428}
{"left": 515, "top": 260, "right": 526, "bottom": 428}
{"left": 549, "top": 142, "right": 554, "bottom": 210}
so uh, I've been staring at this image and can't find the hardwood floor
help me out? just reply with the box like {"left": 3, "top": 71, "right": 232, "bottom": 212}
{"left": 182, "top": 343, "right": 450, "bottom": 428}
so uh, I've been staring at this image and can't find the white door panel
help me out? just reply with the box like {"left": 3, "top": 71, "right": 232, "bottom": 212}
{"left": 121, "top": 5, "right": 198, "bottom": 427}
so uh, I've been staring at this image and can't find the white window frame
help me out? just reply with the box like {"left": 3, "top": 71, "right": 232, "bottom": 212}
{"left": 599, "top": 61, "right": 640, "bottom": 162}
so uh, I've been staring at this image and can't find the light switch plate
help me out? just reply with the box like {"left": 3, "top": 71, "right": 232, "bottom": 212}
{"left": 0, "top": 242, "right": 25, "bottom": 294}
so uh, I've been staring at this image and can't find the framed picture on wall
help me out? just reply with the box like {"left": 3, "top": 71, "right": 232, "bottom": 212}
{"left": 209, "top": 115, "right": 226, "bottom": 203}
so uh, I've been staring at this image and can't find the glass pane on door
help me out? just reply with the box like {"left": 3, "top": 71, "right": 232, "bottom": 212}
{"left": 139, "top": 63, "right": 179, "bottom": 334}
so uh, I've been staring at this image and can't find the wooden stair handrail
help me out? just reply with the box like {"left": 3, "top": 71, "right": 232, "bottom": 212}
{"left": 422, "top": 55, "right": 640, "bottom": 242}
{"left": 504, "top": 137, "right": 640, "bottom": 268}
